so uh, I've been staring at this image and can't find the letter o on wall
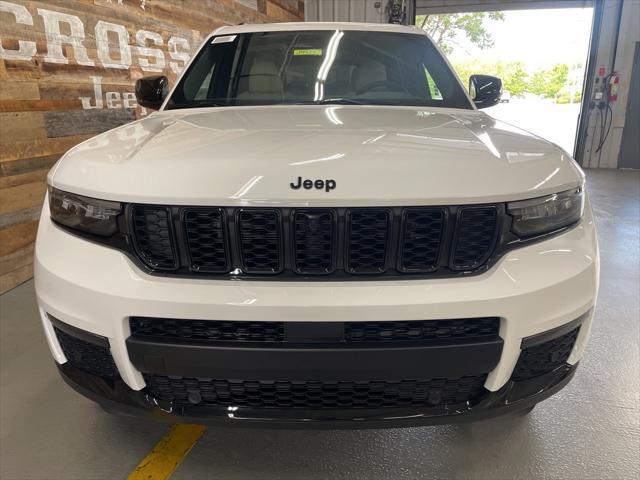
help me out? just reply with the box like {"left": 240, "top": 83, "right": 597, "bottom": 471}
{"left": 95, "top": 20, "right": 132, "bottom": 69}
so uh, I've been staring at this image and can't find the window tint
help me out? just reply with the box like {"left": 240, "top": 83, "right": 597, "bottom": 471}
{"left": 167, "top": 30, "right": 471, "bottom": 109}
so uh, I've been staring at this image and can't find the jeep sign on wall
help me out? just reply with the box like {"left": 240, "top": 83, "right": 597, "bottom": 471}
{"left": 0, "top": 0, "right": 304, "bottom": 293}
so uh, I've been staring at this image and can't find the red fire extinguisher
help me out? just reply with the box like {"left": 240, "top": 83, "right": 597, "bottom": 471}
{"left": 608, "top": 74, "right": 619, "bottom": 102}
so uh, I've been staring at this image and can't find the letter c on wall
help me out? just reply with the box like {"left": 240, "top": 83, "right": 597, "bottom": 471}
{"left": 0, "top": 1, "right": 36, "bottom": 61}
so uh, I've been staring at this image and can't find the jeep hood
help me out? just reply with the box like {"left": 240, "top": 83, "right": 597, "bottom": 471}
{"left": 51, "top": 105, "right": 584, "bottom": 206}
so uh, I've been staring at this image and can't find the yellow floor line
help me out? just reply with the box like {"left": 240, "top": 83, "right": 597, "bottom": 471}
{"left": 127, "top": 423, "right": 207, "bottom": 480}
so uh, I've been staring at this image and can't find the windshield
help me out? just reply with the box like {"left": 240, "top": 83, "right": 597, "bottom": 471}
{"left": 165, "top": 30, "right": 472, "bottom": 110}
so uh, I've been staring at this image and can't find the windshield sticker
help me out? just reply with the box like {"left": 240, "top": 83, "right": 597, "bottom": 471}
{"left": 293, "top": 49, "right": 323, "bottom": 56}
{"left": 211, "top": 35, "right": 237, "bottom": 44}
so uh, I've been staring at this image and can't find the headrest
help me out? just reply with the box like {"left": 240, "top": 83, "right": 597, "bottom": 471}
{"left": 248, "top": 60, "right": 281, "bottom": 93}
{"left": 352, "top": 60, "right": 387, "bottom": 91}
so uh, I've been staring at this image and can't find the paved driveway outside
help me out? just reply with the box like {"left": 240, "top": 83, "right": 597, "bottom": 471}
{"left": 486, "top": 98, "right": 581, "bottom": 154}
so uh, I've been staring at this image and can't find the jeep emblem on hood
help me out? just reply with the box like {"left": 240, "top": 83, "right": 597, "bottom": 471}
{"left": 290, "top": 177, "right": 336, "bottom": 192}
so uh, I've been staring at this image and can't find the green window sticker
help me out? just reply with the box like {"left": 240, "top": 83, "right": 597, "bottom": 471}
{"left": 293, "top": 49, "right": 323, "bottom": 56}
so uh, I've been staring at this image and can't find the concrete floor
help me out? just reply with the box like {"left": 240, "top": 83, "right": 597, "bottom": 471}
{"left": 1, "top": 169, "right": 638, "bottom": 480}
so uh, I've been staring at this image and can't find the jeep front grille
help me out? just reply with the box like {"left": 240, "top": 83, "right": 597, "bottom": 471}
{"left": 127, "top": 205, "right": 502, "bottom": 279}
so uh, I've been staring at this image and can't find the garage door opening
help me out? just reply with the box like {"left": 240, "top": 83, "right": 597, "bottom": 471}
{"left": 416, "top": 7, "right": 594, "bottom": 153}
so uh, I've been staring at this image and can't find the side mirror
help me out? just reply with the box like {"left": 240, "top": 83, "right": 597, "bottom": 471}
{"left": 469, "top": 74, "right": 502, "bottom": 109}
{"left": 135, "top": 75, "right": 168, "bottom": 110}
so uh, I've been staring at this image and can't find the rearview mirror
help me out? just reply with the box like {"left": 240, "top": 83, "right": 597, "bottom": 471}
{"left": 135, "top": 75, "right": 169, "bottom": 110}
{"left": 469, "top": 74, "right": 502, "bottom": 109}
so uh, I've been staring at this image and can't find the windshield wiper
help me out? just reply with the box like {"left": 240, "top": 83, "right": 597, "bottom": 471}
{"left": 167, "top": 98, "right": 366, "bottom": 109}
{"left": 165, "top": 100, "right": 228, "bottom": 110}
{"left": 294, "top": 98, "right": 365, "bottom": 106}
{"left": 317, "top": 98, "right": 365, "bottom": 105}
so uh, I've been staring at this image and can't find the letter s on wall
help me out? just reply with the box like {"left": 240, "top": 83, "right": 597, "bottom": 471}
{"left": 168, "top": 36, "right": 190, "bottom": 74}
{"left": 136, "top": 30, "right": 166, "bottom": 73}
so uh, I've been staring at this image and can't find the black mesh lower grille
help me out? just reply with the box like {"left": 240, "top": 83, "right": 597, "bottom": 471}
{"left": 130, "top": 318, "right": 499, "bottom": 345}
{"left": 144, "top": 375, "right": 488, "bottom": 409}
{"left": 54, "top": 327, "right": 119, "bottom": 380}
{"left": 293, "top": 209, "right": 336, "bottom": 274}
{"left": 238, "top": 209, "right": 281, "bottom": 273}
{"left": 399, "top": 208, "right": 445, "bottom": 272}
{"left": 512, "top": 327, "right": 580, "bottom": 380}
{"left": 452, "top": 207, "right": 498, "bottom": 270}
{"left": 345, "top": 318, "right": 500, "bottom": 343}
{"left": 130, "top": 318, "right": 285, "bottom": 343}
{"left": 184, "top": 208, "right": 228, "bottom": 272}
{"left": 132, "top": 206, "right": 177, "bottom": 270}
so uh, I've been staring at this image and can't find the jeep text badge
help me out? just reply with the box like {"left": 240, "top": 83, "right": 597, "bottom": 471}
{"left": 290, "top": 177, "right": 336, "bottom": 192}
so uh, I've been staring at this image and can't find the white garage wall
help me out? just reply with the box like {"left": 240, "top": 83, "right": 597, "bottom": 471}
{"left": 415, "top": 0, "right": 592, "bottom": 13}
{"left": 305, "top": 0, "right": 387, "bottom": 22}
{"left": 583, "top": 0, "right": 640, "bottom": 168}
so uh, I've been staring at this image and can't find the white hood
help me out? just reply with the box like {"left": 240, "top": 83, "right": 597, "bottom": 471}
{"left": 50, "top": 105, "right": 584, "bottom": 206}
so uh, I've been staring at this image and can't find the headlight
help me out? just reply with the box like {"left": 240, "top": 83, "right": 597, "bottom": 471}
{"left": 507, "top": 187, "right": 584, "bottom": 237}
{"left": 49, "top": 187, "right": 121, "bottom": 236}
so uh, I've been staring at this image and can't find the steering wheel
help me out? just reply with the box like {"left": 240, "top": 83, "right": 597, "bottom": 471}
{"left": 355, "top": 80, "right": 403, "bottom": 95}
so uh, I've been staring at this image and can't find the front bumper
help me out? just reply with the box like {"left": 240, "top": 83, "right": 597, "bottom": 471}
{"left": 57, "top": 360, "right": 578, "bottom": 429}
{"left": 35, "top": 199, "right": 598, "bottom": 426}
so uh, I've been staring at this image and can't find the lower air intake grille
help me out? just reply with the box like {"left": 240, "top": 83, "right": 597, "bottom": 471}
{"left": 144, "top": 375, "right": 488, "bottom": 409}
{"left": 130, "top": 317, "right": 285, "bottom": 343}
{"left": 54, "top": 327, "right": 119, "bottom": 380}
{"left": 345, "top": 318, "right": 500, "bottom": 343}
{"left": 512, "top": 327, "right": 580, "bottom": 380}
{"left": 130, "top": 318, "right": 499, "bottom": 345}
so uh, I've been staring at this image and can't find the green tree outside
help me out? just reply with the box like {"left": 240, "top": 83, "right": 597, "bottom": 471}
{"left": 416, "top": 12, "right": 505, "bottom": 55}
{"left": 528, "top": 64, "right": 570, "bottom": 99}
{"left": 417, "top": 13, "right": 577, "bottom": 102}
{"left": 452, "top": 60, "right": 530, "bottom": 97}
{"left": 501, "top": 63, "right": 528, "bottom": 97}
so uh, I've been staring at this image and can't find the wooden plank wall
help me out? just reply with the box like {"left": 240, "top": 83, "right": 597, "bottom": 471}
{"left": 0, "top": 0, "right": 304, "bottom": 294}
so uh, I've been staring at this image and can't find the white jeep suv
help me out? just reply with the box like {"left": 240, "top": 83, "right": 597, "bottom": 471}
{"left": 35, "top": 22, "right": 598, "bottom": 428}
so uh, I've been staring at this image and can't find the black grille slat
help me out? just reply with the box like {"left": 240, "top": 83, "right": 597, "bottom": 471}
{"left": 144, "top": 375, "right": 488, "bottom": 409}
{"left": 132, "top": 206, "right": 177, "bottom": 270}
{"left": 347, "top": 209, "right": 390, "bottom": 274}
{"left": 54, "top": 327, "right": 119, "bottom": 380}
{"left": 345, "top": 318, "right": 500, "bottom": 343}
{"left": 293, "top": 209, "right": 336, "bottom": 274}
{"left": 238, "top": 209, "right": 282, "bottom": 273}
{"left": 184, "top": 208, "right": 228, "bottom": 273}
{"left": 399, "top": 208, "right": 445, "bottom": 272}
{"left": 130, "top": 318, "right": 285, "bottom": 343}
{"left": 513, "top": 327, "right": 580, "bottom": 380}
{"left": 452, "top": 207, "right": 498, "bottom": 270}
